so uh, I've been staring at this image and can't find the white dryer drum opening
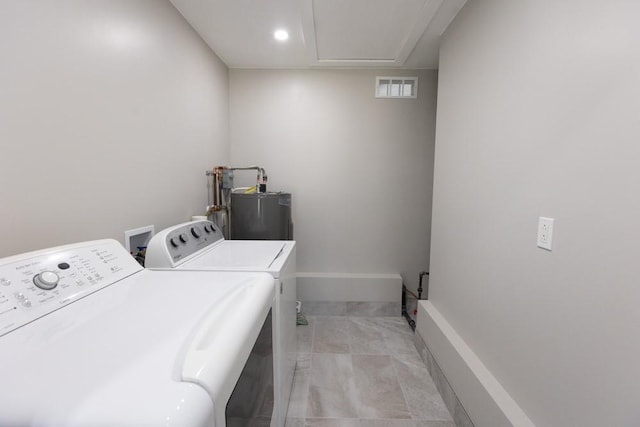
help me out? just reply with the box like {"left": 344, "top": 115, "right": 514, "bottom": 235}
{"left": 226, "top": 309, "right": 273, "bottom": 426}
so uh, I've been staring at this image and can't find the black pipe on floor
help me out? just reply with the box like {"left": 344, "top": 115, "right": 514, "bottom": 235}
{"left": 402, "top": 284, "right": 417, "bottom": 331}
{"left": 418, "top": 271, "right": 429, "bottom": 300}
{"left": 402, "top": 271, "right": 429, "bottom": 331}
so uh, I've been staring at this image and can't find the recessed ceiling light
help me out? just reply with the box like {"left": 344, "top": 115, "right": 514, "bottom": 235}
{"left": 274, "top": 29, "right": 289, "bottom": 41}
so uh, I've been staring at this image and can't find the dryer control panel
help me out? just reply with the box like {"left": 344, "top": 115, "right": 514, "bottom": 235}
{"left": 0, "top": 239, "right": 142, "bottom": 337}
{"left": 145, "top": 220, "right": 224, "bottom": 268}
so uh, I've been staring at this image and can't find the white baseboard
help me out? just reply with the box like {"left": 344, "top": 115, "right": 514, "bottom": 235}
{"left": 296, "top": 272, "right": 402, "bottom": 302}
{"left": 416, "top": 301, "right": 534, "bottom": 427}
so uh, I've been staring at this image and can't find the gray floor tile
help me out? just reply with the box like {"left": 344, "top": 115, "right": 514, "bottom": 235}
{"left": 372, "top": 318, "right": 419, "bottom": 355}
{"left": 347, "top": 302, "right": 400, "bottom": 317}
{"left": 413, "top": 422, "right": 456, "bottom": 427}
{"left": 305, "top": 419, "right": 360, "bottom": 427}
{"left": 431, "top": 364, "right": 457, "bottom": 417}
{"left": 348, "top": 317, "right": 389, "bottom": 354}
{"left": 287, "top": 315, "right": 456, "bottom": 427}
{"left": 312, "top": 316, "right": 351, "bottom": 353}
{"left": 287, "top": 354, "right": 311, "bottom": 419}
{"left": 285, "top": 418, "right": 304, "bottom": 427}
{"left": 360, "top": 420, "right": 455, "bottom": 427}
{"left": 452, "top": 400, "right": 475, "bottom": 427}
{"left": 297, "top": 317, "right": 314, "bottom": 354}
{"left": 360, "top": 420, "right": 417, "bottom": 427}
{"left": 352, "top": 354, "right": 412, "bottom": 419}
{"left": 302, "top": 301, "right": 348, "bottom": 315}
{"left": 307, "top": 353, "right": 359, "bottom": 418}
{"left": 392, "top": 353, "right": 451, "bottom": 421}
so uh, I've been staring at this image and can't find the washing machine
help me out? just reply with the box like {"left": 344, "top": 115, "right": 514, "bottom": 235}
{"left": 0, "top": 239, "right": 275, "bottom": 427}
{"left": 145, "top": 220, "right": 296, "bottom": 427}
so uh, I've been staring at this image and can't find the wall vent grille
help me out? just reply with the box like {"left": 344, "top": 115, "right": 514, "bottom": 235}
{"left": 376, "top": 77, "right": 418, "bottom": 98}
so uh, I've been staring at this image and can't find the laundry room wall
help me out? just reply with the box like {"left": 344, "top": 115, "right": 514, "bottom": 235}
{"left": 229, "top": 69, "right": 437, "bottom": 297}
{"left": 0, "top": 0, "right": 228, "bottom": 257}
{"left": 422, "top": 0, "right": 640, "bottom": 426}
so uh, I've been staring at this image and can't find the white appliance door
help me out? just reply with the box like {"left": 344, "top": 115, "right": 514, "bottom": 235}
{"left": 0, "top": 270, "right": 273, "bottom": 427}
{"left": 187, "top": 241, "right": 287, "bottom": 272}
{"left": 180, "top": 240, "right": 297, "bottom": 427}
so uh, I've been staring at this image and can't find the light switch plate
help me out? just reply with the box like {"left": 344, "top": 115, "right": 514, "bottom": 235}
{"left": 537, "top": 217, "right": 554, "bottom": 250}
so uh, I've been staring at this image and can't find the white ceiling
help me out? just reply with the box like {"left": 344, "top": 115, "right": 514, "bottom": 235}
{"left": 170, "top": 0, "right": 466, "bottom": 69}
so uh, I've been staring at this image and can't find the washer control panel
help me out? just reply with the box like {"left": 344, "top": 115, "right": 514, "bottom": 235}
{"left": 0, "top": 239, "right": 142, "bottom": 336}
{"left": 164, "top": 220, "right": 224, "bottom": 263}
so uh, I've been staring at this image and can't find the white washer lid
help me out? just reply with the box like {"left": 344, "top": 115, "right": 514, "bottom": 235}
{"left": 184, "top": 241, "right": 295, "bottom": 276}
{"left": 0, "top": 269, "right": 273, "bottom": 427}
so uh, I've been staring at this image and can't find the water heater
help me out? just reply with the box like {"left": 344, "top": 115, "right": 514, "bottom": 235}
{"left": 230, "top": 192, "right": 293, "bottom": 240}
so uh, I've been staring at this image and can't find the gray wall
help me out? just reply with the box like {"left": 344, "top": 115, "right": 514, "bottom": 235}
{"left": 430, "top": 0, "right": 640, "bottom": 425}
{"left": 229, "top": 69, "right": 437, "bottom": 292}
{"left": 0, "top": 0, "right": 229, "bottom": 256}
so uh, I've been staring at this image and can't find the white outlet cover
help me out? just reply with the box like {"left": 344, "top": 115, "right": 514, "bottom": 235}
{"left": 537, "top": 217, "right": 554, "bottom": 250}
{"left": 124, "top": 225, "right": 155, "bottom": 252}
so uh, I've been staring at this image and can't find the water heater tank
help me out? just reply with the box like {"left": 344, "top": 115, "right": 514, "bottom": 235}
{"left": 230, "top": 192, "right": 292, "bottom": 240}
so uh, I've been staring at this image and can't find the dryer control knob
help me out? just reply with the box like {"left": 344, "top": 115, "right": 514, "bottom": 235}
{"left": 190, "top": 227, "right": 201, "bottom": 238}
{"left": 169, "top": 237, "right": 179, "bottom": 248}
{"left": 33, "top": 271, "right": 59, "bottom": 290}
{"left": 179, "top": 233, "right": 188, "bottom": 243}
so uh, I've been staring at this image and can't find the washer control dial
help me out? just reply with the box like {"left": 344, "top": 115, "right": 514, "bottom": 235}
{"left": 179, "top": 233, "right": 189, "bottom": 243}
{"left": 190, "top": 227, "right": 201, "bottom": 238}
{"left": 33, "top": 271, "right": 60, "bottom": 290}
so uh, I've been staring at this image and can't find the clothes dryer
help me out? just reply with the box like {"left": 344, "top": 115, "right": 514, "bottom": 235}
{"left": 0, "top": 239, "right": 274, "bottom": 427}
{"left": 146, "top": 220, "right": 296, "bottom": 427}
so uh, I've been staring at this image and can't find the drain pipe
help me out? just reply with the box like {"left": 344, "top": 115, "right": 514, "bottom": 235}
{"left": 401, "top": 271, "right": 429, "bottom": 331}
{"left": 401, "top": 284, "right": 417, "bottom": 331}
{"left": 418, "top": 271, "right": 429, "bottom": 300}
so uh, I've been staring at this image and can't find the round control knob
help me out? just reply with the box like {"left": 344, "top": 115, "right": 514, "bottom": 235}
{"left": 179, "top": 233, "right": 188, "bottom": 243}
{"left": 33, "top": 271, "right": 59, "bottom": 290}
{"left": 169, "top": 237, "right": 179, "bottom": 248}
{"left": 190, "top": 227, "right": 201, "bottom": 238}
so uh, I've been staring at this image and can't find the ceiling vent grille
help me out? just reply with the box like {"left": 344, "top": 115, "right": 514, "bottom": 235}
{"left": 376, "top": 76, "right": 418, "bottom": 98}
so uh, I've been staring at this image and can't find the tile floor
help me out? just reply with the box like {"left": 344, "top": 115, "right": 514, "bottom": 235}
{"left": 285, "top": 314, "right": 454, "bottom": 427}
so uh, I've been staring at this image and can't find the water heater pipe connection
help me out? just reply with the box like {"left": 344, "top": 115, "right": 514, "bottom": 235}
{"left": 205, "top": 165, "right": 269, "bottom": 232}
{"left": 228, "top": 166, "right": 268, "bottom": 193}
